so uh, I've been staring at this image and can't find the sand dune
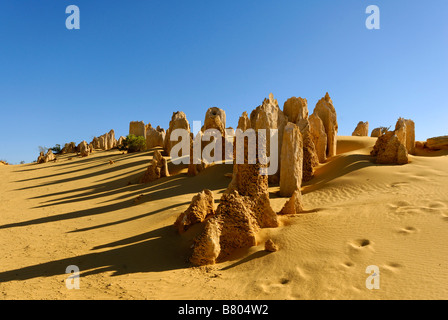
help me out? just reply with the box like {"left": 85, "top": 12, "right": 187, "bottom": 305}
{"left": 0, "top": 137, "right": 447, "bottom": 299}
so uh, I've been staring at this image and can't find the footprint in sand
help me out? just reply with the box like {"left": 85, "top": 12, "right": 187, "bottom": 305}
{"left": 383, "top": 262, "right": 403, "bottom": 272}
{"left": 409, "top": 175, "right": 429, "bottom": 182}
{"left": 258, "top": 278, "right": 291, "bottom": 295}
{"left": 347, "top": 239, "right": 374, "bottom": 257}
{"left": 388, "top": 201, "right": 411, "bottom": 211}
{"left": 356, "top": 239, "right": 371, "bottom": 247}
{"left": 388, "top": 201, "right": 443, "bottom": 215}
{"left": 389, "top": 182, "right": 409, "bottom": 188}
{"left": 397, "top": 226, "right": 418, "bottom": 235}
{"left": 429, "top": 201, "right": 447, "bottom": 209}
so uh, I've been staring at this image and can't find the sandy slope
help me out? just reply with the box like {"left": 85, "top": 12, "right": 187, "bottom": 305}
{"left": 0, "top": 136, "right": 447, "bottom": 300}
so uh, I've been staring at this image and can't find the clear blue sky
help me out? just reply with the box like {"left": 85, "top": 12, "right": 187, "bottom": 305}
{"left": 0, "top": 0, "right": 447, "bottom": 164}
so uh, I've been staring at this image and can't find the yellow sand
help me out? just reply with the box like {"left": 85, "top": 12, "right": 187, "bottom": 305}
{"left": 0, "top": 136, "right": 447, "bottom": 300}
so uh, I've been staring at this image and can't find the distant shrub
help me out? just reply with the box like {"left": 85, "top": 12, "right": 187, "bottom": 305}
{"left": 378, "top": 126, "right": 391, "bottom": 134}
{"left": 51, "top": 144, "right": 62, "bottom": 154}
{"left": 38, "top": 146, "right": 48, "bottom": 154}
{"left": 121, "top": 134, "right": 146, "bottom": 153}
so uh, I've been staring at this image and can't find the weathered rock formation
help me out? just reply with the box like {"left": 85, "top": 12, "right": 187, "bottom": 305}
{"left": 187, "top": 132, "right": 207, "bottom": 176}
{"left": 278, "top": 190, "right": 304, "bottom": 215}
{"left": 202, "top": 107, "right": 226, "bottom": 135}
{"left": 164, "top": 111, "right": 190, "bottom": 156}
{"left": 88, "top": 143, "right": 94, "bottom": 154}
{"left": 264, "top": 239, "right": 279, "bottom": 252}
{"left": 249, "top": 93, "right": 288, "bottom": 182}
{"left": 279, "top": 123, "right": 303, "bottom": 197}
{"left": 99, "top": 136, "right": 106, "bottom": 150}
{"left": 189, "top": 191, "right": 259, "bottom": 266}
{"left": 37, "top": 152, "right": 44, "bottom": 163}
{"left": 298, "top": 119, "right": 320, "bottom": 182}
{"left": 395, "top": 118, "right": 415, "bottom": 154}
{"left": 46, "top": 150, "right": 55, "bottom": 162}
{"left": 311, "top": 93, "right": 338, "bottom": 158}
{"left": 425, "top": 136, "right": 448, "bottom": 150}
{"left": 117, "top": 136, "right": 126, "bottom": 148}
{"left": 90, "top": 130, "right": 117, "bottom": 151}
{"left": 225, "top": 168, "right": 278, "bottom": 232}
{"left": 140, "top": 150, "right": 170, "bottom": 183}
{"left": 105, "top": 129, "right": 116, "bottom": 150}
{"left": 190, "top": 138, "right": 279, "bottom": 265}
{"left": 37, "top": 150, "right": 55, "bottom": 164}
{"left": 174, "top": 189, "right": 215, "bottom": 234}
{"left": 61, "top": 142, "right": 77, "bottom": 154}
{"left": 283, "top": 97, "right": 308, "bottom": 124}
{"left": 129, "top": 121, "right": 146, "bottom": 138}
{"left": 308, "top": 112, "right": 327, "bottom": 163}
{"left": 78, "top": 141, "right": 89, "bottom": 157}
{"left": 237, "top": 111, "right": 251, "bottom": 132}
{"left": 352, "top": 121, "right": 369, "bottom": 136}
{"left": 146, "top": 124, "right": 166, "bottom": 149}
{"left": 282, "top": 96, "right": 319, "bottom": 181}
{"left": 91, "top": 137, "right": 100, "bottom": 149}
{"left": 370, "top": 127, "right": 385, "bottom": 138}
{"left": 371, "top": 131, "right": 408, "bottom": 165}
{"left": 201, "top": 107, "right": 227, "bottom": 162}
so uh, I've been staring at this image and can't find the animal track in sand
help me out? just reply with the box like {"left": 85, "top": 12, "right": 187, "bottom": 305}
{"left": 389, "top": 200, "right": 448, "bottom": 216}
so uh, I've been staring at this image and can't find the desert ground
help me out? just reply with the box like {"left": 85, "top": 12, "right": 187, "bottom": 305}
{"left": 0, "top": 136, "right": 447, "bottom": 299}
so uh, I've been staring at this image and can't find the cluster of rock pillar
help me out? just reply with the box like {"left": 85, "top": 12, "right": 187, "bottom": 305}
{"left": 129, "top": 121, "right": 166, "bottom": 150}
{"left": 170, "top": 92, "right": 339, "bottom": 266}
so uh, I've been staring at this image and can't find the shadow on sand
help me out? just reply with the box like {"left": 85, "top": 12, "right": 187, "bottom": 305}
{"left": 0, "top": 150, "right": 234, "bottom": 282}
{"left": 1, "top": 149, "right": 232, "bottom": 230}
{"left": 0, "top": 226, "right": 192, "bottom": 283}
{"left": 302, "top": 153, "right": 381, "bottom": 194}
{"left": 2, "top": 145, "right": 411, "bottom": 282}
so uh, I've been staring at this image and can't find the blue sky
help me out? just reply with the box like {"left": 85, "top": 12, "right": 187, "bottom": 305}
{"left": 0, "top": 0, "right": 447, "bottom": 164}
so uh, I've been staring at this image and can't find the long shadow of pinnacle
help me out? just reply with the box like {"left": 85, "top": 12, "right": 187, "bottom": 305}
{"left": 68, "top": 202, "right": 190, "bottom": 233}
{"left": 0, "top": 163, "right": 232, "bottom": 231}
{"left": 302, "top": 154, "right": 380, "bottom": 194}
{"left": 0, "top": 226, "right": 191, "bottom": 283}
